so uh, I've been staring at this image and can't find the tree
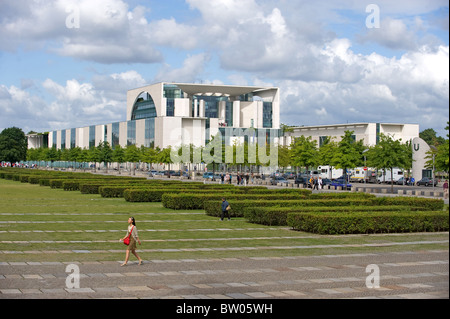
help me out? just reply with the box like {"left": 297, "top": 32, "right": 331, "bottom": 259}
{"left": 425, "top": 123, "right": 449, "bottom": 174}
{"left": 97, "top": 141, "right": 113, "bottom": 173}
{"left": 0, "top": 127, "right": 28, "bottom": 163}
{"left": 277, "top": 145, "right": 291, "bottom": 172}
{"left": 366, "top": 133, "right": 411, "bottom": 193}
{"left": 331, "top": 130, "right": 364, "bottom": 185}
{"left": 317, "top": 136, "right": 338, "bottom": 178}
{"left": 124, "top": 144, "right": 142, "bottom": 175}
{"left": 419, "top": 128, "right": 446, "bottom": 147}
{"left": 112, "top": 145, "right": 125, "bottom": 174}
{"left": 290, "top": 135, "right": 318, "bottom": 174}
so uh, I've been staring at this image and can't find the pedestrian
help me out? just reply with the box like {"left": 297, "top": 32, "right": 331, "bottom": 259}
{"left": 120, "top": 217, "right": 143, "bottom": 266}
{"left": 443, "top": 180, "right": 449, "bottom": 199}
{"left": 318, "top": 176, "right": 323, "bottom": 190}
{"left": 221, "top": 197, "right": 231, "bottom": 221}
{"left": 313, "top": 177, "right": 318, "bottom": 190}
{"left": 221, "top": 173, "right": 224, "bottom": 184}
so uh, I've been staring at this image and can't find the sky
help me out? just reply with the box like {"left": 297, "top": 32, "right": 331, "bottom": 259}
{"left": 0, "top": 0, "right": 449, "bottom": 137}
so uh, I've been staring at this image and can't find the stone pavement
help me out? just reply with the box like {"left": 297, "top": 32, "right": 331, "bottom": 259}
{"left": 1, "top": 250, "right": 448, "bottom": 299}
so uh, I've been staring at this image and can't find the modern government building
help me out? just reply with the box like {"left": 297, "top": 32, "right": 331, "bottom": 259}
{"left": 27, "top": 82, "right": 430, "bottom": 179}
{"left": 28, "top": 82, "right": 281, "bottom": 151}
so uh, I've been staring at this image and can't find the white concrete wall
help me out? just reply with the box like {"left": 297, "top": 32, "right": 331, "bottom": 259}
{"left": 174, "top": 98, "right": 190, "bottom": 117}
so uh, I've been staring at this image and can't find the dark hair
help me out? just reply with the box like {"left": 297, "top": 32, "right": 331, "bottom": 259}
{"left": 130, "top": 217, "right": 136, "bottom": 226}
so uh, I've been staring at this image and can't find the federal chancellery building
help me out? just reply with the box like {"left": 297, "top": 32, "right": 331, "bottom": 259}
{"left": 26, "top": 82, "right": 432, "bottom": 180}
{"left": 27, "top": 82, "right": 281, "bottom": 150}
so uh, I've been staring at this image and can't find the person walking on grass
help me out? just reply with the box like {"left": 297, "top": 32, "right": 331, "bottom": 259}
{"left": 120, "top": 217, "right": 143, "bottom": 266}
{"left": 221, "top": 197, "right": 231, "bottom": 221}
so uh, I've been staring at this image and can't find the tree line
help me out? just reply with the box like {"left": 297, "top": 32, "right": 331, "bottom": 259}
{"left": 1, "top": 124, "right": 448, "bottom": 185}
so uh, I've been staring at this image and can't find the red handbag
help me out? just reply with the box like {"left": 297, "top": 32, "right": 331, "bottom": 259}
{"left": 123, "top": 225, "right": 134, "bottom": 246}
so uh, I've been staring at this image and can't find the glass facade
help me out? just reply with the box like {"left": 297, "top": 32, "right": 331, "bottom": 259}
{"left": 112, "top": 122, "right": 120, "bottom": 149}
{"left": 263, "top": 102, "right": 273, "bottom": 128}
{"left": 127, "top": 121, "right": 136, "bottom": 146}
{"left": 164, "top": 84, "right": 183, "bottom": 117}
{"left": 131, "top": 93, "right": 157, "bottom": 120}
{"left": 71, "top": 128, "right": 76, "bottom": 148}
{"left": 61, "top": 130, "right": 66, "bottom": 150}
{"left": 52, "top": 131, "right": 57, "bottom": 148}
{"left": 89, "top": 126, "right": 96, "bottom": 148}
{"left": 145, "top": 118, "right": 155, "bottom": 148}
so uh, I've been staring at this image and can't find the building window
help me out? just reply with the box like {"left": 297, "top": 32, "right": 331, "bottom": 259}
{"left": 263, "top": 102, "right": 272, "bottom": 128}
{"left": 89, "top": 126, "right": 95, "bottom": 148}
{"left": 127, "top": 121, "right": 136, "bottom": 146}
{"left": 112, "top": 123, "right": 120, "bottom": 149}
{"left": 52, "top": 131, "right": 57, "bottom": 148}
{"left": 71, "top": 128, "right": 76, "bottom": 148}
{"left": 61, "top": 130, "right": 66, "bottom": 150}
{"left": 145, "top": 118, "right": 155, "bottom": 148}
{"left": 131, "top": 92, "right": 157, "bottom": 120}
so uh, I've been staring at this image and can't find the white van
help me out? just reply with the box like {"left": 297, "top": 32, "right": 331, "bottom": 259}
{"left": 377, "top": 168, "right": 403, "bottom": 184}
{"left": 317, "top": 165, "right": 343, "bottom": 180}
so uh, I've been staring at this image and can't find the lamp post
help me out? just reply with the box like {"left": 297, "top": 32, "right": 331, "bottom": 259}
{"left": 430, "top": 145, "right": 437, "bottom": 192}
{"left": 363, "top": 149, "right": 369, "bottom": 185}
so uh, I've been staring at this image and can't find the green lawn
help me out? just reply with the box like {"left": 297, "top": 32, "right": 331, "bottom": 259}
{"left": 0, "top": 178, "right": 448, "bottom": 262}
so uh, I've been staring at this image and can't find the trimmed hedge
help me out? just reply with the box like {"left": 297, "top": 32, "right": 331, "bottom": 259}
{"left": 123, "top": 188, "right": 236, "bottom": 202}
{"left": 287, "top": 210, "right": 449, "bottom": 234}
{"left": 242, "top": 196, "right": 445, "bottom": 226}
{"left": 204, "top": 198, "right": 373, "bottom": 217}
{"left": 163, "top": 193, "right": 310, "bottom": 210}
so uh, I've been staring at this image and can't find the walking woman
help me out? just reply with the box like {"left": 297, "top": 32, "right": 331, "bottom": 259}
{"left": 120, "top": 217, "right": 143, "bottom": 266}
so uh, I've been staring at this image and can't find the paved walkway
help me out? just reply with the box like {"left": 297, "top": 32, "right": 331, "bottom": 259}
{"left": 1, "top": 250, "right": 448, "bottom": 299}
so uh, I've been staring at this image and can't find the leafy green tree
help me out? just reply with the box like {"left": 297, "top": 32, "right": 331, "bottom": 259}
{"left": 366, "top": 133, "right": 411, "bottom": 193}
{"left": 331, "top": 131, "right": 364, "bottom": 185}
{"left": 0, "top": 127, "right": 28, "bottom": 163}
{"left": 317, "top": 136, "right": 338, "bottom": 178}
{"left": 425, "top": 123, "right": 449, "bottom": 173}
{"left": 290, "top": 135, "right": 318, "bottom": 174}
{"left": 97, "top": 141, "right": 113, "bottom": 173}
{"left": 112, "top": 145, "right": 125, "bottom": 174}
{"left": 419, "top": 128, "right": 446, "bottom": 147}
{"left": 124, "top": 144, "right": 142, "bottom": 175}
{"left": 157, "top": 147, "right": 173, "bottom": 172}
{"left": 277, "top": 145, "right": 291, "bottom": 172}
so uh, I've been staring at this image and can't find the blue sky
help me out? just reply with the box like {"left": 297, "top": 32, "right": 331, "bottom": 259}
{"left": 0, "top": 0, "right": 448, "bottom": 137}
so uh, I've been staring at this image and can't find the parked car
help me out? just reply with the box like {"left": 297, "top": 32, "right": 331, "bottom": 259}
{"left": 282, "top": 172, "right": 296, "bottom": 179}
{"left": 203, "top": 172, "right": 221, "bottom": 180}
{"left": 415, "top": 177, "right": 438, "bottom": 187}
{"left": 294, "top": 176, "right": 309, "bottom": 187}
{"left": 152, "top": 171, "right": 165, "bottom": 176}
{"left": 321, "top": 178, "right": 333, "bottom": 186}
{"left": 331, "top": 179, "right": 352, "bottom": 190}
{"left": 395, "top": 177, "right": 413, "bottom": 185}
{"left": 270, "top": 176, "right": 290, "bottom": 186}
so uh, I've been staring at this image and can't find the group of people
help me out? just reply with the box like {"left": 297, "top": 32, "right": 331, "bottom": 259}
{"left": 220, "top": 173, "right": 254, "bottom": 185}
{"left": 308, "top": 176, "right": 323, "bottom": 190}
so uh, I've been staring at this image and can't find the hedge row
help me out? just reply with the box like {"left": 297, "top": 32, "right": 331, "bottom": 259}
{"left": 243, "top": 205, "right": 435, "bottom": 226}
{"left": 105, "top": 186, "right": 312, "bottom": 199}
{"left": 204, "top": 198, "right": 374, "bottom": 217}
{"left": 123, "top": 188, "right": 240, "bottom": 202}
{"left": 162, "top": 193, "right": 311, "bottom": 210}
{"left": 287, "top": 211, "right": 449, "bottom": 234}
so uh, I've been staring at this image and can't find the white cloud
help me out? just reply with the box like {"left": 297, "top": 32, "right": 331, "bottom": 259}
{"left": 154, "top": 53, "right": 210, "bottom": 83}
{"left": 0, "top": 70, "right": 150, "bottom": 134}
